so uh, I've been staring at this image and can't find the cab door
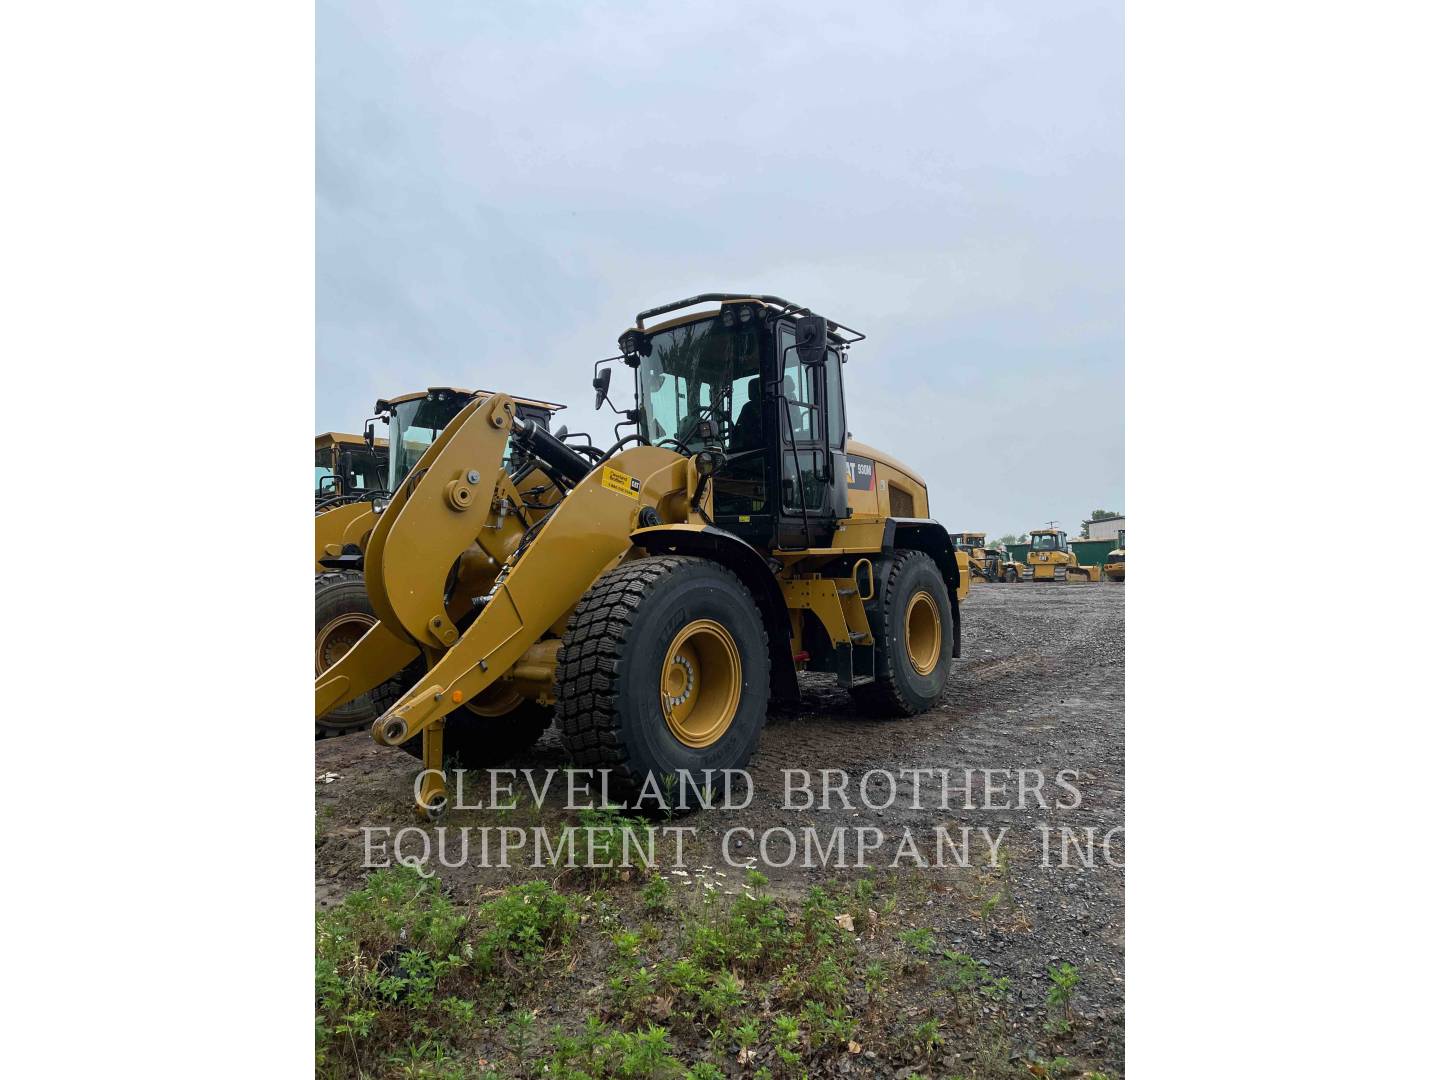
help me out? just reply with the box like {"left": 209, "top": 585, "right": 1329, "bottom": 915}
{"left": 774, "top": 319, "right": 845, "bottom": 549}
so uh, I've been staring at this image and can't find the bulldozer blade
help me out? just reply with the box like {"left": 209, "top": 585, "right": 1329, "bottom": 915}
{"left": 372, "top": 444, "right": 689, "bottom": 748}
{"left": 315, "top": 619, "right": 421, "bottom": 716}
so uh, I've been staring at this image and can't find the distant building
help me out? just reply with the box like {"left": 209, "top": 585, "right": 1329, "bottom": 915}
{"left": 1082, "top": 514, "right": 1125, "bottom": 545}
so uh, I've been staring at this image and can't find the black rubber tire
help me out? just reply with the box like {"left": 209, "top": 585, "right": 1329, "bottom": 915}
{"left": 850, "top": 550, "right": 954, "bottom": 718}
{"left": 553, "top": 556, "right": 770, "bottom": 809}
{"left": 316, "top": 570, "right": 380, "bottom": 738}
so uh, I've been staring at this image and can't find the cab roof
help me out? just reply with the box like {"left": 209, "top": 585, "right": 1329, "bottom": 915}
{"left": 375, "top": 388, "right": 567, "bottom": 413}
{"left": 627, "top": 293, "right": 865, "bottom": 344}
{"left": 316, "top": 432, "right": 388, "bottom": 449}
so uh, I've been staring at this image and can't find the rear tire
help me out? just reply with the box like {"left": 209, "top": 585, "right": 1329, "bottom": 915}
{"left": 554, "top": 556, "right": 770, "bottom": 809}
{"left": 850, "top": 550, "right": 954, "bottom": 718}
{"left": 315, "top": 570, "right": 379, "bottom": 738}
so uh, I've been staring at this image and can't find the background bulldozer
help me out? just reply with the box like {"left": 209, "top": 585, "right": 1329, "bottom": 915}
{"left": 315, "top": 388, "right": 565, "bottom": 736}
{"left": 1025, "top": 527, "right": 1102, "bottom": 582}
{"left": 316, "top": 294, "right": 969, "bottom": 815}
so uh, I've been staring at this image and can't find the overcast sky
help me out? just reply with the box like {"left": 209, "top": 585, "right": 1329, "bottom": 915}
{"left": 318, "top": 0, "right": 1123, "bottom": 539}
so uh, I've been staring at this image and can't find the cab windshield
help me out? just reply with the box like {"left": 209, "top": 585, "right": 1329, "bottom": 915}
{"left": 1032, "top": 533, "right": 1062, "bottom": 551}
{"left": 636, "top": 315, "right": 763, "bottom": 454}
{"left": 387, "top": 395, "right": 471, "bottom": 490}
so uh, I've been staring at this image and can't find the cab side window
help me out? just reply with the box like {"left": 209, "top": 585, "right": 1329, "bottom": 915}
{"left": 825, "top": 347, "right": 844, "bottom": 450}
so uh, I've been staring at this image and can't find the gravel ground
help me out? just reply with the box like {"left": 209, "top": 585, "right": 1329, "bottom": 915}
{"left": 316, "top": 580, "right": 1125, "bottom": 1067}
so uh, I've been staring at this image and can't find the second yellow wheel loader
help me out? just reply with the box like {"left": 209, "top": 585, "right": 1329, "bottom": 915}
{"left": 315, "top": 431, "right": 389, "bottom": 508}
{"left": 316, "top": 294, "right": 969, "bottom": 815}
{"left": 315, "top": 388, "right": 566, "bottom": 737}
{"left": 951, "top": 532, "right": 1021, "bottom": 583}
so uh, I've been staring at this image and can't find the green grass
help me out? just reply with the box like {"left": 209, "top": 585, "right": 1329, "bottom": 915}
{"left": 313, "top": 867, "right": 1111, "bottom": 1079}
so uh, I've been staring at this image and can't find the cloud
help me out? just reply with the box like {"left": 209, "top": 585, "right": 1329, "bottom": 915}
{"left": 318, "top": 0, "right": 1123, "bottom": 536}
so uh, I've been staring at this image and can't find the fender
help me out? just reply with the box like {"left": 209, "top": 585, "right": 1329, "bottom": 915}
{"left": 629, "top": 523, "right": 800, "bottom": 702}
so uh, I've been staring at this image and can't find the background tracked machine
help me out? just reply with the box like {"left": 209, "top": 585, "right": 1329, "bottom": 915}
{"left": 951, "top": 532, "right": 1022, "bottom": 583}
{"left": 315, "top": 388, "right": 566, "bottom": 736}
{"left": 1024, "top": 526, "right": 1102, "bottom": 583}
{"left": 315, "top": 294, "right": 970, "bottom": 816}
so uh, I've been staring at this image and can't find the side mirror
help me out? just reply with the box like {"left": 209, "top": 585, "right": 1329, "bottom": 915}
{"left": 364, "top": 420, "right": 376, "bottom": 449}
{"left": 593, "top": 367, "right": 612, "bottom": 410}
{"left": 554, "top": 424, "right": 568, "bottom": 441}
{"left": 795, "top": 315, "right": 828, "bottom": 365}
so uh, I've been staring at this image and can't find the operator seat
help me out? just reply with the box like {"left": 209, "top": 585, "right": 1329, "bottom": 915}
{"left": 731, "top": 378, "right": 762, "bottom": 451}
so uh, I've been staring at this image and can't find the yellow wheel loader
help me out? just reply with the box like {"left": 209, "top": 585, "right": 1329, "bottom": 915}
{"left": 315, "top": 388, "right": 566, "bottom": 737}
{"left": 314, "top": 433, "right": 390, "bottom": 574}
{"left": 315, "top": 431, "right": 389, "bottom": 508}
{"left": 1025, "top": 527, "right": 1102, "bottom": 582}
{"left": 315, "top": 294, "right": 969, "bottom": 816}
{"left": 1103, "top": 548, "right": 1125, "bottom": 581}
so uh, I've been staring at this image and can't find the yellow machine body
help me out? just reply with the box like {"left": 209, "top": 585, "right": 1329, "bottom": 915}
{"left": 951, "top": 531, "right": 1014, "bottom": 583}
{"left": 1104, "top": 548, "right": 1126, "bottom": 582}
{"left": 314, "top": 390, "right": 567, "bottom": 736}
{"left": 314, "top": 502, "right": 376, "bottom": 572}
{"left": 316, "top": 297, "right": 968, "bottom": 814}
{"left": 1026, "top": 528, "right": 1101, "bottom": 583}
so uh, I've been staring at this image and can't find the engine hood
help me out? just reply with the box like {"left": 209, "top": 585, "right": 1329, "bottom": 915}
{"left": 846, "top": 439, "right": 927, "bottom": 492}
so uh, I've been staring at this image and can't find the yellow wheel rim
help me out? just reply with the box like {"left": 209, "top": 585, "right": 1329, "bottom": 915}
{"left": 315, "top": 612, "right": 376, "bottom": 674}
{"left": 660, "top": 618, "right": 742, "bottom": 748}
{"left": 463, "top": 684, "right": 526, "bottom": 717}
{"left": 904, "top": 591, "right": 942, "bottom": 676}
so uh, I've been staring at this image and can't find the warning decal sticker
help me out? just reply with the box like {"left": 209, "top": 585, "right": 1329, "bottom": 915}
{"left": 600, "top": 466, "right": 642, "bottom": 499}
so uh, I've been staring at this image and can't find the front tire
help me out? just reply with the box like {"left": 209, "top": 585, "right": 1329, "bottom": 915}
{"left": 554, "top": 556, "right": 770, "bottom": 809}
{"left": 851, "top": 550, "right": 954, "bottom": 718}
{"left": 315, "top": 570, "right": 379, "bottom": 737}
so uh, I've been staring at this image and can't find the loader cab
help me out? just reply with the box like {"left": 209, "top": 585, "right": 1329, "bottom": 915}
{"left": 378, "top": 388, "right": 565, "bottom": 492}
{"left": 624, "top": 297, "right": 855, "bottom": 551}
{"left": 952, "top": 532, "right": 987, "bottom": 557}
{"left": 315, "top": 433, "right": 388, "bottom": 502}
